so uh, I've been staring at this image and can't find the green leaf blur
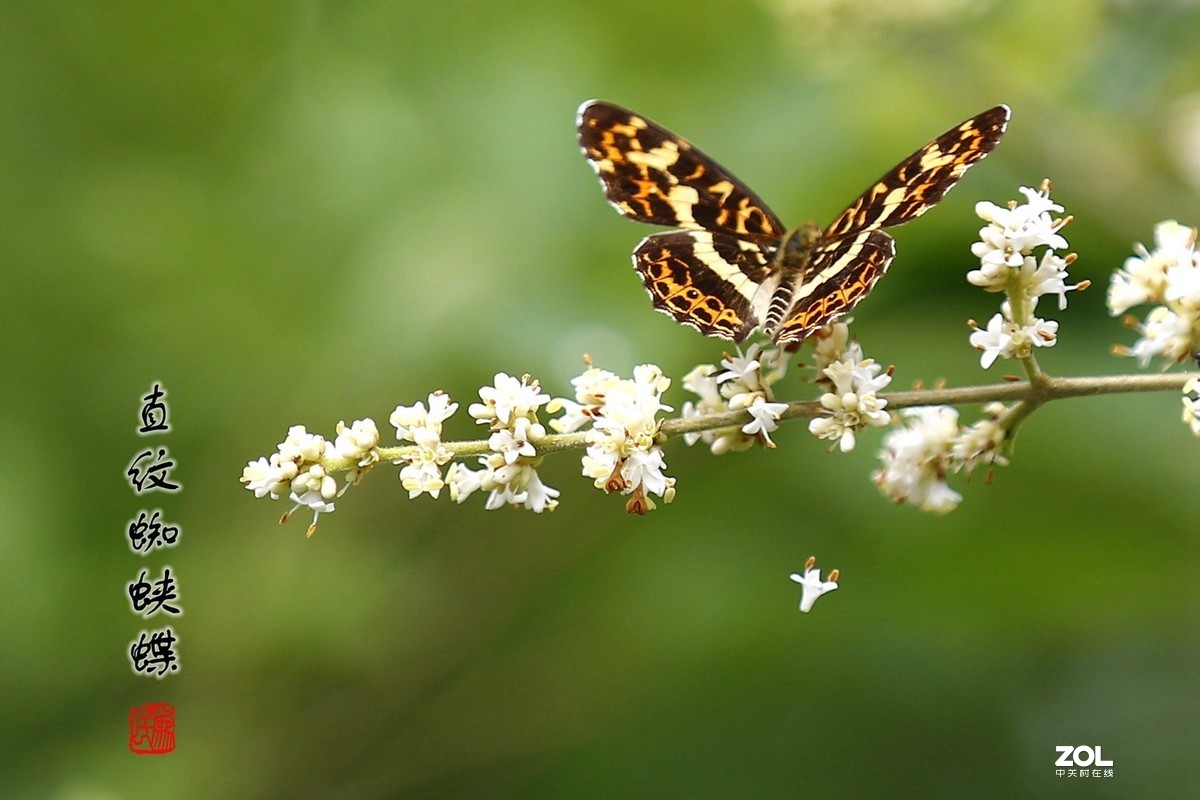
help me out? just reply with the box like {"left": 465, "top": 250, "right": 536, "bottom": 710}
{"left": 1, "top": 1, "right": 1196, "bottom": 797}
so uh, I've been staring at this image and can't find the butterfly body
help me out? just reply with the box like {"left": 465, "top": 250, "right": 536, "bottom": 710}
{"left": 578, "top": 100, "right": 1009, "bottom": 347}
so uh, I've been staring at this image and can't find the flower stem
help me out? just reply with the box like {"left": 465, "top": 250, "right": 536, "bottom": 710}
{"left": 343, "top": 371, "right": 1190, "bottom": 472}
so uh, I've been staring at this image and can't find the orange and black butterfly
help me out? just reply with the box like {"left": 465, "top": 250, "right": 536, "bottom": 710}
{"left": 578, "top": 101, "right": 1009, "bottom": 347}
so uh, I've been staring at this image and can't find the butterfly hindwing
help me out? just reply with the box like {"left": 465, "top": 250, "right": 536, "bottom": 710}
{"left": 578, "top": 100, "right": 785, "bottom": 239}
{"left": 633, "top": 230, "right": 777, "bottom": 341}
{"left": 773, "top": 230, "right": 897, "bottom": 345}
{"left": 823, "top": 105, "right": 1010, "bottom": 240}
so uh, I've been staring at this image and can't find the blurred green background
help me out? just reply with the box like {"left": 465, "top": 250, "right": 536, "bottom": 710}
{"left": 2, "top": 1, "right": 1197, "bottom": 797}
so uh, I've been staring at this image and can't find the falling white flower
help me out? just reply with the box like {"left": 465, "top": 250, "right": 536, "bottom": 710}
{"left": 789, "top": 556, "right": 840, "bottom": 613}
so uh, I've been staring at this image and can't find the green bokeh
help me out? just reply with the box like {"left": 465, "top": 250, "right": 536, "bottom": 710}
{"left": 2, "top": 1, "right": 1197, "bottom": 797}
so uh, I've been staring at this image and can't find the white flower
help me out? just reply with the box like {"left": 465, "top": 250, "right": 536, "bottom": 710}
{"left": 461, "top": 457, "right": 560, "bottom": 513}
{"left": 288, "top": 463, "right": 338, "bottom": 523}
{"left": 470, "top": 372, "right": 550, "bottom": 428}
{"left": 1025, "top": 251, "right": 1083, "bottom": 311}
{"left": 874, "top": 406, "right": 962, "bottom": 514}
{"left": 966, "top": 256, "right": 1012, "bottom": 292}
{"left": 950, "top": 402, "right": 1010, "bottom": 472}
{"left": 453, "top": 373, "right": 560, "bottom": 513}
{"left": 570, "top": 367, "right": 623, "bottom": 406}
{"left": 243, "top": 423, "right": 342, "bottom": 535}
{"left": 1109, "top": 221, "right": 1200, "bottom": 367}
{"left": 390, "top": 392, "right": 458, "bottom": 499}
{"left": 810, "top": 321, "right": 854, "bottom": 373}
{"left": 742, "top": 397, "right": 789, "bottom": 446}
{"left": 572, "top": 363, "right": 676, "bottom": 513}
{"left": 1108, "top": 220, "right": 1197, "bottom": 315}
{"left": 400, "top": 459, "right": 446, "bottom": 499}
{"left": 678, "top": 344, "right": 793, "bottom": 455}
{"left": 621, "top": 448, "right": 671, "bottom": 497}
{"left": 808, "top": 352, "right": 891, "bottom": 452}
{"left": 682, "top": 363, "right": 722, "bottom": 406}
{"left": 292, "top": 460, "right": 340, "bottom": 503}
{"left": 1125, "top": 306, "right": 1195, "bottom": 367}
{"left": 1164, "top": 259, "right": 1200, "bottom": 310}
{"left": 488, "top": 424, "right": 540, "bottom": 464}
{"left": 334, "top": 418, "right": 380, "bottom": 465}
{"left": 717, "top": 347, "right": 765, "bottom": 391}
{"left": 277, "top": 425, "right": 328, "bottom": 464}
{"left": 970, "top": 312, "right": 1058, "bottom": 368}
{"left": 390, "top": 391, "right": 458, "bottom": 441}
{"left": 969, "top": 313, "right": 1014, "bottom": 369}
{"left": 789, "top": 557, "right": 839, "bottom": 613}
{"left": 521, "top": 470, "right": 561, "bottom": 513}
{"left": 971, "top": 187, "right": 1068, "bottom": 269}
{"left": 1107, "top": 268, "right": 1156, "bottom": 316}
{"left": 241, "top": 456, "right": 290, "bottom": 499}
{"left": 969, "top": 183, "right": 1078, "bottom": 364}
{"left": 679, "top": 364, "right": 725, "bottom": 446}
{"left": 1183, "top": 377, "right": 1200, "bottom": 436}
{"left": 545, "top": 396, "right": 591, "bottom": 434}
{"left": 447, "top": 461, "right": 483, "bottom": 503}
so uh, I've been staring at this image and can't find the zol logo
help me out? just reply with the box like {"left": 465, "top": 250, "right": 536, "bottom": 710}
{"left": 1055, "top": 745, "right": 1113, "bottom": 767}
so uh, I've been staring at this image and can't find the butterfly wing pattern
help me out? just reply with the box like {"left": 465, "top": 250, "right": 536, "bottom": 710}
{"left": 577, "top": 100, "right": 1009, "bottom": 347}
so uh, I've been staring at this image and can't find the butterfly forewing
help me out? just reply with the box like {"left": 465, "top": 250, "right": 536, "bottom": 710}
{"left": 577, "top": 101, "right": 786, "bottom": 240}
{"left": 823, "top": 105, "right": 1010, "bottom": 241}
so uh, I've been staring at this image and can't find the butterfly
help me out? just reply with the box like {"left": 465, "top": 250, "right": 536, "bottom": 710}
{"left": 577, "top": 100, "right": 1010, "bottom": 347}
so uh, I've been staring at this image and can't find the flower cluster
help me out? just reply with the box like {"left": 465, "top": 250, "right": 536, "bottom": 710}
{"left": 1107, "top": 220, "right": 1200, "bottom": 367}
{"left": 968, "top": 182, "right": 1082, "bottom": 368}
{"left": 389, "top": 391, "right": 458, "bottom": 499}
{"left": 679, "top": 344, "right": 789, "bottom": 454}
{"left": 806, "top": 324, "right": 892, "bottom": 452}
{"left": 240, "top": 179, "right": 1193, "bottom": 534}
{"left": 552, "top": 364, "right": 676, "bottom": 514}
{"left": 873, "top": 402, "right": 1010, "bottom": 513}
{"left": 450, "top": 373, "right": 560, "bottom": 512}
{"left": 241, "top": 422, "right": 381, "bottom": 536}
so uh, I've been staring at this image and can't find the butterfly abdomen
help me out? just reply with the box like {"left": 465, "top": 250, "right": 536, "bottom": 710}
{"left": 763, "top": 223, "right": 822, "bottom": 331}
